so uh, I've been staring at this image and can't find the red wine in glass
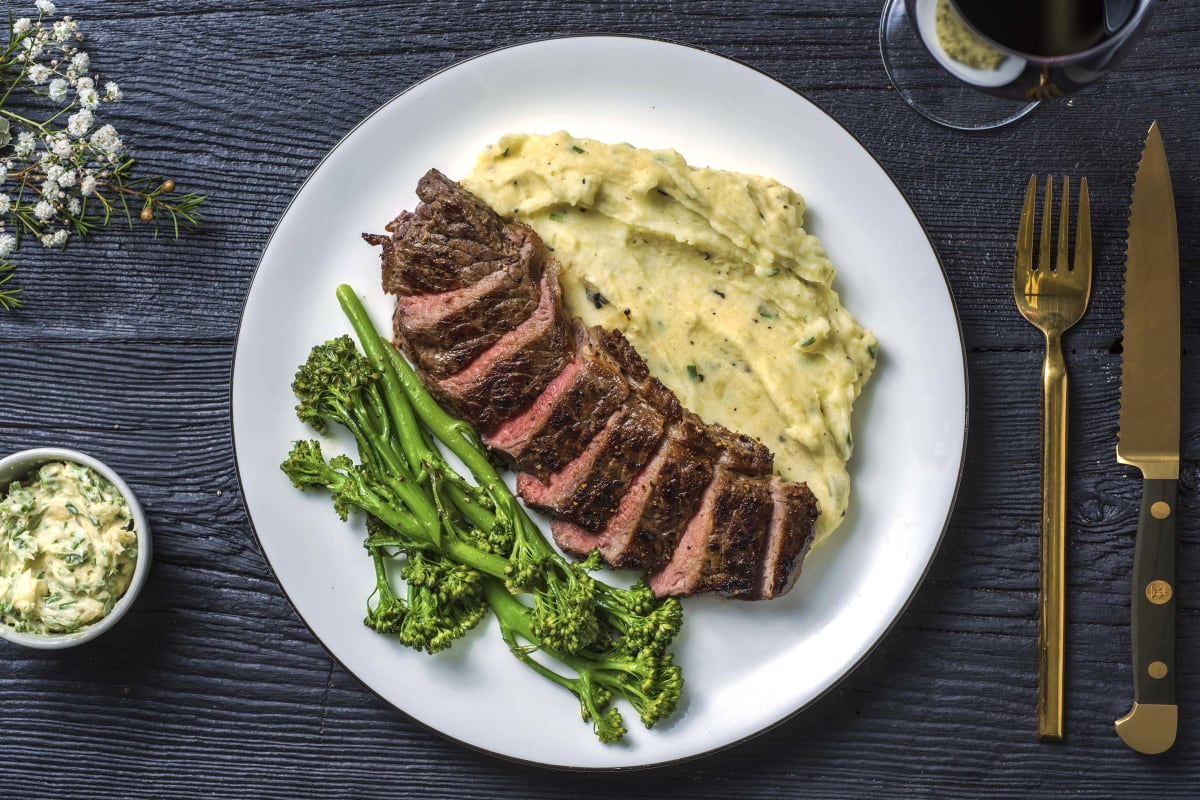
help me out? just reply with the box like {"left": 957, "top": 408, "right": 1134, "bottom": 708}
{"left": 880, "top": 0, "right": 1156, "bottom": 129}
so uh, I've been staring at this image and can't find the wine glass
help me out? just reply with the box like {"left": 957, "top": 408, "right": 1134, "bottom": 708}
{"left": 880, "top": 0, "right": 1158, "bottom": 131}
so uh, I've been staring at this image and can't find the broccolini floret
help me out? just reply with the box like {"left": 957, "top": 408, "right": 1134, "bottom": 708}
{"left": 484, "top": 577, "right": 684, "bottom": 742}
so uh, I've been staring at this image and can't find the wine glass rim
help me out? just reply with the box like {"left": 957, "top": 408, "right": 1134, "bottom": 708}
{"left": 944, "top": 0, "right": 1157, "bottom": 65}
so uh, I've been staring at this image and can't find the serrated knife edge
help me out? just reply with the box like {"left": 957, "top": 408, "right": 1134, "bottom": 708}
{"left": 1116, "top": 120, "right": 1180, "bottom": 480}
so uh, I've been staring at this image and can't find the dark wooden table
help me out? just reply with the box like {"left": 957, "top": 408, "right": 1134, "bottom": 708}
{"left": 2, "top": 1, "right": 1196, "bottom": 797}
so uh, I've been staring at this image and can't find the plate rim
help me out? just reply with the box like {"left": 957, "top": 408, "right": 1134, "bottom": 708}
{"left": 229, "top": 32, "right": 969, "bottom": 771}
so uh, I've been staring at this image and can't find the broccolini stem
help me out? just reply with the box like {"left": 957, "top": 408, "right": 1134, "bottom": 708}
{"left": 385, "top": 346, "right": 492, "bottom": 473}
{"left": 380, "top": 335, "right": 550, "bottom": 547}
{"left": 365, "top": 466, "right": 502, "bottom": 576}
{"left": 482, "top": 576, "right": 612, "bottom": 684}
{"left": 335, "top": 284, "right": 494, "bottom": 521}
{"left": 444, "top": 480, "right": 497, "bottom": 532}
{"left": 350, "top": 479, "right": 432, "bottom": 546}
{"left": 335, "top": 284, "right": 438, "bottom": 480}
{"left": 351, "top": 385, "right": 418, "bottom": 483}
{"left": 380, "top": 334, "right": 562, "bottom": 573}
{"left": 482, "top": 577, "right": 579, "bottom": 690}
{"left": 370, "top": 531, "right": 509, "bottom": 581}
{"left": 365, "top": 448, "right": 443, "bottom": 549}
{"left": 331, "top": 287, "right": 504, "bottom": 510}
{"left": 444, "top": 536, "right": 509, "bottom": 578}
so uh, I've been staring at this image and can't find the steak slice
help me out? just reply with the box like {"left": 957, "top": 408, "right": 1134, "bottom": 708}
{"left": 648, "top": 467, "right": 774, "bottom": 599}
{"left": 592, "top": 327, "right": 682, "bottom": 423}
{"left": 419, "top": 260, "right": 573, "bottom": 434}
{"left": 393, "top": 251, "right": 543, "bottom": 380}
{"left": 483, "top": 325, "right": 628, "bottom": 478}
{"left": 550, "top": 518, "right": 602, "bottom": 560}
{"left": 759, "top": 477, "right": 820, "bottom": 600}
{"left": 550, "top": 413, "right": 715, "bottom": 571}
{"left": 702, "top": 421, "right": 774, "bottom": 476}
{"left": 365, "top": 169, "right": 542, "bottom": 296}
{"left": 516, "top": 399, "right": 665, "bottom": 532}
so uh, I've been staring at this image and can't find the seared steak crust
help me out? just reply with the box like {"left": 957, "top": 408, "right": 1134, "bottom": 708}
{"left": 365, "top": 169, "right": 542, "bottom": 296}
{"left": 421, "top": 261, "right": 573, "bottom": 434}
{"left": 548, "top": 414, "right": 714, "bottom": 565}
{"left": 620, "top": 418, "right": 717, "bottom": 571}
{"left": 400, "top": 260, "right": 568, "bottom": 434}
{"left": 593, "top": 327, "right": 682, "bottom": 423}
{"left": 702, "top": 420, "right": 774, "bottom": 476}
{"left": 594, "top": 414, "right": 715, "bottom": 571}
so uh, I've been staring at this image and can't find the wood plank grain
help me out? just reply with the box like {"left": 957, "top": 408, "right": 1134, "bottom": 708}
{"left": 1, "top": 0, "right": 1198, "bottom": 797}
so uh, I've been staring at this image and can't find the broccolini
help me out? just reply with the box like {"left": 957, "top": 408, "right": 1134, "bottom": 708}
{"left": 279, "top": 284, "right": 685, "bottom": 742}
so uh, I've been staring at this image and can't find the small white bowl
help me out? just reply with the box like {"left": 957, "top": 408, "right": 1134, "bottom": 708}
{"left": 0, "top": 447, "right": 151, "bottom": 649}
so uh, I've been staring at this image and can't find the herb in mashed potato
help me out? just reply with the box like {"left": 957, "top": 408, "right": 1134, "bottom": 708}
{"left": 0, "top": 461, "right": 138, "bottom": 635}
{"left": 464, "top": 132, "right": 877, "bottom": 547}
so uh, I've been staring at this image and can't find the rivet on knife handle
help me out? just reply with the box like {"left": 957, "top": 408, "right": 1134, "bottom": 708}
{"left": 1114, "top": 479, "right": 1178, "bottom": 754}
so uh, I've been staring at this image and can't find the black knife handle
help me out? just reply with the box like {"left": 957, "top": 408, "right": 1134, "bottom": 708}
{"left": 1130, "top": 478, "right": 1177, "bottom": 706}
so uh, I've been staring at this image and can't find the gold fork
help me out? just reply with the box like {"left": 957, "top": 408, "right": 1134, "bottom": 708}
{"left": 1013, "top": 174, "right": 1092, "bottom": 741}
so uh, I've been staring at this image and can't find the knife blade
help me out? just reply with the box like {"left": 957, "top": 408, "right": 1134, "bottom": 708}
{"left": 1113, "top": 121, "right": 1180, "bottom": 755}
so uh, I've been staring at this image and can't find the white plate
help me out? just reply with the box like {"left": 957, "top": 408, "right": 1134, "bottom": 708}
{"left": 232, "top": 35, "right": 967, "bottom": 769}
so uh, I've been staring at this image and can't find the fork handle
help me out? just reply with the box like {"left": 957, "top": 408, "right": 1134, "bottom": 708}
{"left": 1038, "top": 333, "right": 1068, "bottom": 741}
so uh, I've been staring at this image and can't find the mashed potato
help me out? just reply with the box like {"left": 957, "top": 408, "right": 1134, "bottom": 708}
{"left": 463, "top": 132, "right": 876, "bottom": 546}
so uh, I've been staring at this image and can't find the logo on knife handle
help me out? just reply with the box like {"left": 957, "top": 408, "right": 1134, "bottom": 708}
{"left": 1145, "top": 579, "right": 1173, "bottom": 605}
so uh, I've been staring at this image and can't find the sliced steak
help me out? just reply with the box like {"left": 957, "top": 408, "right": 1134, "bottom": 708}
{"left": 419, "top": 260, "right": 573, "bottom": 434}
{"left": 648, "top": 467, "right": 774, "bottom": 599}
{"left": 483, "top": 325, "right": 628, "bottom": 478}
{"left": 759, "top": 477, "right": 820, "bottom": 600}
{"left": 550, "top": 413, "right": 715, "bottom": 571}
{"left": 365, "top": 169, "right": 542, "bottom": 296}
{"left": 517, "top": 399, "right": 665, "bottom": 532}
{"left": 371, "top": 173, "right": 819, "bottom": 601}
{"left": 393, "top": 251, "right": 543, "bottom": 380}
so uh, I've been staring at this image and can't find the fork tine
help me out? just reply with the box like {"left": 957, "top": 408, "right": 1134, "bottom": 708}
{"left": 1056, "top": 176, "right": 1071, "bottom": 272}
{"left": 1017, "top": 174, "right": 1037, "bottom": 271}
{"left": 1040, "top": 175, "right": 1053, "bottom": 272}
{"left": 1075, "top": 176, "right": 1091, "bottom": 279}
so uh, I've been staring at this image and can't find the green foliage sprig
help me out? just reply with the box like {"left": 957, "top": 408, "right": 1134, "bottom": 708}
{"left": 0, "top": 2, "right": 205, "bottom": 310}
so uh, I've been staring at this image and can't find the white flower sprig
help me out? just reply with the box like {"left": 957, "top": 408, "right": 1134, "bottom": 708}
{"left": 0, "top": 2, "right": 204, "bottom": 310}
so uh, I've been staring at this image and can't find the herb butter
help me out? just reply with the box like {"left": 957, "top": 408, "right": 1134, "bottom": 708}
{"left": 464, "top": 133, "right": 877, "bottom": 546}
{"left": 0, "top": 461, "right": 138, "bottom": 635}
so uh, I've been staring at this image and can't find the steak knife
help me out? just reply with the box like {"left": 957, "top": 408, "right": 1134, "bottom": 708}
{"left": 1113, "top": 121, "right": 1180, "bottom": 755}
